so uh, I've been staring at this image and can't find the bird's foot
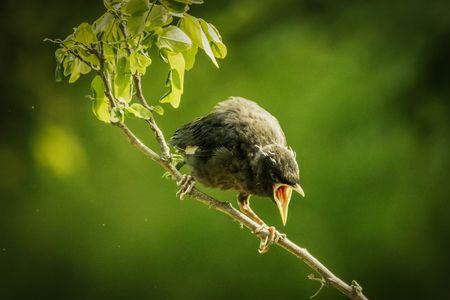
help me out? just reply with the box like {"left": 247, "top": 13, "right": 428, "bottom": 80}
{"left": 253, "top": 224, "right": 285, "bottom": 254}
{"left": 176, "top": 174, "right": 195, "bottom": 200}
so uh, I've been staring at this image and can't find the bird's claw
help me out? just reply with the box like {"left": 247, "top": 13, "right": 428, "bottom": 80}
{"left": 176, "top": 175, "right": 195, "bottom": 200}
{"left": 253, "top": 224, "right": 285, "bottom": 254}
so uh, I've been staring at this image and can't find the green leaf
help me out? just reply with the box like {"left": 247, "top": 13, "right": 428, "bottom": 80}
{"left": 127, "top": 14, "right": 148, "bottom": 36}
{"left": 125, "top": 0, "right": 150, "bottom": 36}
{"left": 130, "top": 52, "right": 152, "bottom": 75}
{"left": 79, "top": 60, "right": 91, "bottom": 74}
{"left": 157, "top": 25, "right": 192, "bottom": 53}
{"left": 125, "top": 0, "right": 149, "bottom": 15}
{"left": 63, "top": 59, "right": 73, "bottom": 77}
{"left": 74, "top": 23, "right": 96, "bottom": 46}
{"left": 160, "top": 86, "right": 183, "bottom": 109}
{"left": 91, "top": 76, "right": 111, "bottom": 123}
{"left": 168, "top": 52, "right": 185, "bottom": 91}
{"left": 55, "top": 48, "right": 65, "bottom": 64}
{"left": 179, "top": 14, "right": 218, "bottom": 67}
{"left": 85, "top": 54, "right": 100, "bottom": 68}
{"left": 152, "top": 105, "right": 165, "bottom": 115}
{"left": 93, "top": 12, "right": 115, "bottom": 37}
{"left": 199, "top": 19, "right": 227, "bottom": 58}
{"left": 179, "top": 15, "right": 201, "bottom": 45}
{"left": 160, "top": 0, "right": 189, "bottom": 17}
{"left": 160, "top": 52, "right": 185, "bottom": 108}
{"left": 114, "top": 54, "right": 133, "bottom": 102}
{"left": 69, "top": 59, "right": 81, "bottom": 83}
{"left": 182, "top": 45, "right": 198, "bottom": 70}
{"left": 55, "top": 64, "right": 63, "bottom": 82}
{"left": 145, "top": 4, "right": 172, "bottom": 30}
{"left": 126, "top": 103, "right": 152, "bottom": 119}
{"left": 91, "top": 75, "right": 105, "bottom": 98}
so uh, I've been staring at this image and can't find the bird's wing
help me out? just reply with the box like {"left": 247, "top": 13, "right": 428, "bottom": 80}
{"left": 213, "top": 97, "right": 287, "bottom": 147}
{"left": 169, "top": 113, "right": 240, "bottom": 156}
{"left": 170, "top": 97, "right": 287, "bottom": 156}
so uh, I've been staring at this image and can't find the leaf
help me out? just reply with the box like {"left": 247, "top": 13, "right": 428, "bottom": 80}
{"left": 55, "top": 64, "right": 63, "bottom": 82}
{"left": 160, "top": 52, "right": 185, "bottom": 108}
{"left": 179, "top": 15, "right": 201, "bottom": 45}
{"left": 69, "top": 59, "right": 81, "bottom": 83}
{"left": 160, "top": 0, "right": 189, "bottom": 17}
{"left": 199, "top": 19, "right": 227, "bottom": 58}
{"left": 168, "top": 52, "right": 185, "bottom": 92}
{"left": 130, "top": 52, "right": 152, "bottom": 75}
{"left": 63, "top": 59, "right": 73, "bottom": 77}
{"left": 93, "top": 12, "right": 115, "bottom": 37}
{"left": 74, "top": 23, "right": 96, "bottom": 46}
{"left": 145, "top": 4, "right": 172, "bottom": 30}
{"left": 114, "top": 55, "right": 133, "bottom": 102}
{"left": 125, "top": 0, "right": 150, "bottom": 15}
{"left": 79, "top": 60, "right": 91, "bottom": 74}
{"left": 91, "top": 76, "right": 111, "bottom": 123}
{"left": 126, "top": 103, "right": 152, "bottom": 119}
{"left": 182, "top": 44, "right": 198, "bottom": 70}
{"left": 157, "top": 25, "right": 192, "bottom": 53}
{"left": 179, "top": 14, "right": 218, "bottom": 67}
{"left": 125, "top": 0, "right": 150, "bottom": 36}
{"left": 55, "top": 48, "right": 65, "bottom": 64}
{"left": 160, "top": 86, "right": 183, "bottom": 109}
{"left": 85, "top": 54, "right": 100, "bottom": 68}
{"left": 152, "top": 105, "right": 165, "bottom": 115}
{"left": 91, "top": 75, "right": 104, "bottom": 98}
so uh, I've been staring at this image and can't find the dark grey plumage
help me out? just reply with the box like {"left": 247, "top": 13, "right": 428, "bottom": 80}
{"left": 170, "top": 97, "right": 301, "bottom": 200}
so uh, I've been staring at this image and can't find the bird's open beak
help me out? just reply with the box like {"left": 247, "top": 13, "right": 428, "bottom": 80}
{"left": 273, "top": 183, "right": 305, "bottom": 226}
{"left": 292, "top": 183, "right": 305, "bottom": 197}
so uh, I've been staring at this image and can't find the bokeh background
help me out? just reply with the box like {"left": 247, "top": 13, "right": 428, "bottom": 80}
{"left": 1, "top": 0, "right": 449, "bottom": 299}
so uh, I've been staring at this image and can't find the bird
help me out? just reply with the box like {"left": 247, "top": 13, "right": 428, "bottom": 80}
{"left": 170, "top": 97, "right": 305, "bottom": 252}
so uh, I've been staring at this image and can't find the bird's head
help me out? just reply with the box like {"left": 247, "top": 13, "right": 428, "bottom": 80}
{"left": 257, "top": 144, "right": 305, "bottom": 226}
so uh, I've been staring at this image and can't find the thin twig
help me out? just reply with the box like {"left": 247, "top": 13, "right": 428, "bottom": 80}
{"left": 133, "top": 75, "right": 171, "bottom": 160}
{"left": 118, "top": 19, "right": 172, "bottom": 160}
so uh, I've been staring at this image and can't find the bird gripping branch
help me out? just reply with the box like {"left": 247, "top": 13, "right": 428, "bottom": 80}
{"left": 170, "top": 97, "right": 305, "bottom": 252}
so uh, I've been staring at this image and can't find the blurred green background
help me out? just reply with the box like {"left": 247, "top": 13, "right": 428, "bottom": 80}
{"left": 1, "top": 0, "right": 450, "bottom": 299}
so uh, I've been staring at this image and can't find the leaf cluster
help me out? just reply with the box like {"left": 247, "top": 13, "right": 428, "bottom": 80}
{"left": 48, "top": 0, "right": 227, "bottom": 123}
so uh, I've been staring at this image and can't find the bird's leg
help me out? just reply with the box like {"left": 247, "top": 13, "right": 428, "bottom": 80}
{"left": 237, "top": 193, "right": 284, "bottom": 253}
{"left": 237, "top": 193, "right": 265, "bottom": 225}
{"left": 176, "top": 174, "right": 196, "bottom": 200}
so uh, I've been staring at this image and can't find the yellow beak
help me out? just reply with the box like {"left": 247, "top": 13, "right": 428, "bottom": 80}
{"left": 273, "top": 183, "right": 305, "bottom": 226}
{"left": 293, "top": 183, "right": 305, "bottom": 197}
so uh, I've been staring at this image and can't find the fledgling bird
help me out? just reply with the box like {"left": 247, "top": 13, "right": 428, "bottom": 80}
{"left": 170, "top": 97, "right": 305, "bottom": 251}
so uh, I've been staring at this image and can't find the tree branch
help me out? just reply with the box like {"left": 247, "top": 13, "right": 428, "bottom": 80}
{"left": 118, "top": 19, "right": 171, "bottom": 160}
{"left": 114, "top": 121, "right": 368, "bottom": 300}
